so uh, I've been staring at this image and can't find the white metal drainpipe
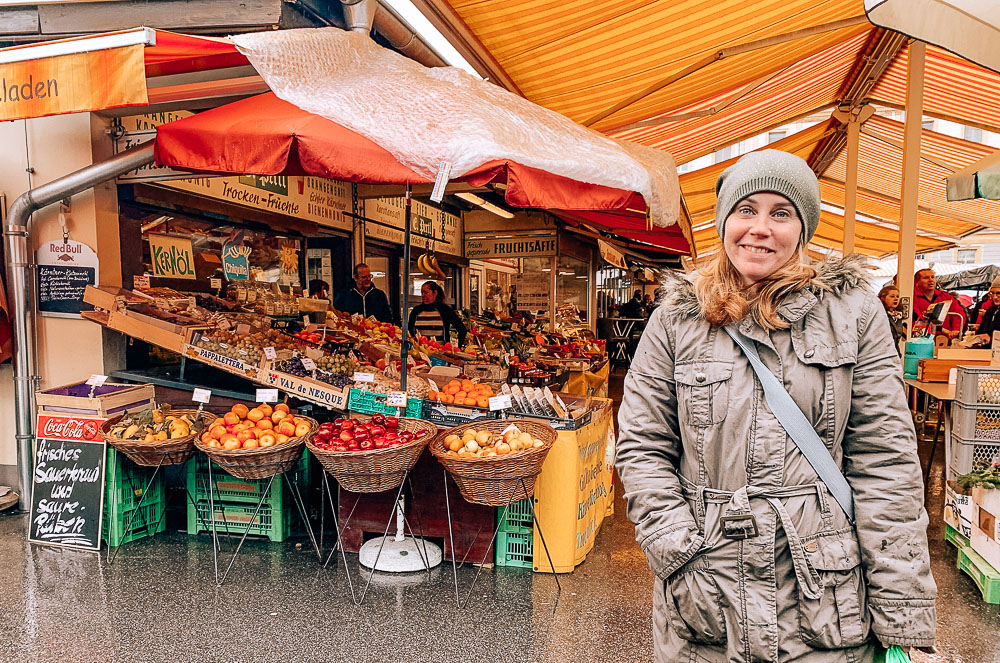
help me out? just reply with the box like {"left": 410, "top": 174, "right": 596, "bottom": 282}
{"left": 4, "top": 142, "right": 156, "bottom": 510}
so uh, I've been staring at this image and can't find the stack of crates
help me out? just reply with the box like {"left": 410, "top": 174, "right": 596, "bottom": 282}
{"left": 495, "top": 498, "right": 534, "bottom": 568}
{"left": 185, "top": 450, "right": 310, "bottom": 543}
{"left": 948, "top": 366, "right": 1000, "bottom": 604}
{"left": 103, "top": 447, "right": 166, "bottom": 547}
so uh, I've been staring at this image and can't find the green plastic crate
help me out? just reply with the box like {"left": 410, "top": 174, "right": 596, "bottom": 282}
{"left": 348, "top": 388, "right": 424, "bottom": 418}
{"left": 497, "top": 499, "right": 534, "bottom": 534}
{"left": 957, "top": 545, "right": 1000, "bottom": 604}
{"left": 102, "top": 448, "right": 166, "bottom": 547}
{"left": 946, "top": 523, "right": 970, "bottom": 549}
{"left": 187, "top": 499, "right": 293, "bottom": 543}
{"left": 186, "top": 449, "right": 309, "bottom": 505}
{"left": 496, "top": 530, "right": 533, "bottom": 568}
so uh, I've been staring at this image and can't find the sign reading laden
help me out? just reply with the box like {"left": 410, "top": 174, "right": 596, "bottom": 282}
{"left": 465, "top": 233, "right": 557, "bottom": 259}
{"left": 0, "top": 44, "right": 147, "bottom": 122}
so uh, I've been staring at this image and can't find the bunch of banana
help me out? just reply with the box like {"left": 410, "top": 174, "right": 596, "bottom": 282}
{"left": 417, "top": 252, "right": 447, "bottom": 280}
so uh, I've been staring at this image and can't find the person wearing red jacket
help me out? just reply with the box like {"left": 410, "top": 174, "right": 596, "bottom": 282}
{"left": 912, "top": 268, "right": 965, "bottom": 339}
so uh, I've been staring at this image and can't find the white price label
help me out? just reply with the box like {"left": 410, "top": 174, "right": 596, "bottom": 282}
{"left": 302, "top": 315, "right": 311, "bottom": 325}
{"left": 301, "top": 357, "right": 317, "bottom": 371}
{"left": 501, "top": 423, "right": 522, "bottom": 436}
{"left": 192, "top": 388, "right": 212, "bottom": 404}
{"left": 305, "top": 347, "right": 324, "bottom": 360}
{"left": 425, "top": 378, "right": 441, "bottom": 394}
{"left": 354, "top": 372, "right": 375, "bottom": 382}
{"left": 256, "top": 388, "right": 279, "bottom": 403}
{"left": 133, "top": 274, "right": 150, "bottom": 290}
{"left": 210, "top": 277, "right": 222, "bottom": 289}
{"left": 85, "top": 374, "right": 108, "bottom": 387}
{"left": 264, "top": 346, "right": 277, "bottom": 360}
{"left": 489, "top": 394, "right": 513, "bottom": 411}
{"left": 386, "top": 391, "right": 408, "bottom": 407}
{"left": 236, "top": 323, "right": 251, "bottom": 335}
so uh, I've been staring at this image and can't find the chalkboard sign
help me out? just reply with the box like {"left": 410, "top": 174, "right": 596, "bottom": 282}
{"left": 29, "top": 413, "right": 106, "bottom": 550}
{"left": 36, "top": 240, "right": 99, "bottom": 318}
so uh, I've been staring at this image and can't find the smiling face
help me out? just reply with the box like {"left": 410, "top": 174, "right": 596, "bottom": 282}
{"left": 722, "top": 193, "right": 803, "bottom": 286}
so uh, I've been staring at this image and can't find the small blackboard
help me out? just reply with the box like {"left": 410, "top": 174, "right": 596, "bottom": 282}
{"left": 37, "top": 264, "right": 96, "bottom": 315}
{"left": 28, "top": 436, "right": 106, "bottom": 550}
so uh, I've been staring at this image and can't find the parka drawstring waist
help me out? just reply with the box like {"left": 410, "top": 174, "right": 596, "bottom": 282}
{"left": 679, "top": 477, "right": 828, "bottom": 600}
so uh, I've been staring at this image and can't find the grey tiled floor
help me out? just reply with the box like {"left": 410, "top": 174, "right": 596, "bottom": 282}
{"left": 0, "top": 375, "right": 998, "bottom": 662}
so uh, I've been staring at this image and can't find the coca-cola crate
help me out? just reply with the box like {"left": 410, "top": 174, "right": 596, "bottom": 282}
{"left": 952, "top": 403, "right": 1000, "bottom": 444}
{"left": 35, "top": 381, "right": 155, "bottom": 418}
{"left": 955, "top": 366, "right": 1000, "bottom": 407}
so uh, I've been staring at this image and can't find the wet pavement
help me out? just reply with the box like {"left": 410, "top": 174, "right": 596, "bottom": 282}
{"left": 0, "top": 370, "right": 997, "bottom": 662}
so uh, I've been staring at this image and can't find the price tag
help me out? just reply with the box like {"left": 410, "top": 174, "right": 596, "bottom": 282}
{"left": 302, "top": 315, "right": 311, "bottom": 325}
{"left": 354, "top": 372, "right": 375, "bottom": 382}
{"left": 419, "top": 351, "right": 432, "bottom": 364}
{"left": 429, "top": 160, "right": 452, "bottom": 203}
{"left": 133, "top": 274, "right": 150, "bottom": 290}
{"left": 264, "top": 346, "right": 277, "bottom": 360}
{"left": 236, "top": 323, "right": 251, "bottom": 335}
{"left": 501, "top": 423, "right": 522, "bottom": 436}
{"left": 386, "top": 391, "right": 408, "bottom": 407}
{"left": 305, "top": 347, "right": 324, "bottom": 360}
{"left": 301, "top": 357, "right": 317, "bottom": 371}
{"left": 425, "top": 378, "right": 441, "bottom": 394}
{"left": 489, "top": 394, "right": 513, "bottom": 411}
{"left": 256, "top": 388, "right": 279, "bottom": 403}
{"left": 210, "top": 277, "right": 222, "bottom": 290}
{"left": 85, "top": 374, "right": 108, "bottom": 387}
{"left": 192, "top": 388, "right": 212, "bottom": 404}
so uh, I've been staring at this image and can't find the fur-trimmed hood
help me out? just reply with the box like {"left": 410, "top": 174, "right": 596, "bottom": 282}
{"left": 658, "top": 254, "right": 872, "bottom": 319}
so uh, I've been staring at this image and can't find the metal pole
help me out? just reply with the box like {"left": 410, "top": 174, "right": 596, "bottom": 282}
{"left": 843, "top": 118, "right": 860, "bottom": 256}
{"left": 4, "top": 142, "right": 155, "bottom": 510}
{"left": 400, "top": 185, "right": 411, "bottom": 390}
{"left": 897, "top": 41, "right": 926, "bottom": 340}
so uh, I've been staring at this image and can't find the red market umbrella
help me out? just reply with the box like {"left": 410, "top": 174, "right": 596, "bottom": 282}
{"left": 153, "top": 92, "right": 643, "bottom": 216}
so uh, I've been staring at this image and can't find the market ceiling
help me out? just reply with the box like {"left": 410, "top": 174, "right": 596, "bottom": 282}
{"left": 419, "top": 0, "right": 1000, "bottom": 256}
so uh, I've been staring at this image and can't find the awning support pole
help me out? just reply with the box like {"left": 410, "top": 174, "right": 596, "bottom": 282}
{"left": 843, "top": 118, "right": 860, "bottom": 255}
{"left": 400, "top": 185, "right": 411, "bottom": 391}
{"left": 5, "top": 142, "right": 155, "bottom": 510}
{"left": 897, "top": 40, "right": 926, "bottom": 340}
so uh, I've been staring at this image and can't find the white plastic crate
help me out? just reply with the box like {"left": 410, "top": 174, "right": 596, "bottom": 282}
{"left": 952, "top": 402, "right": 1000, "bottom": 443}
{"left": 955, "top": 366, "right": 1000, "bottom": 407}
{"left": 948, "top": 433, "right": 1000, "bottom": 478}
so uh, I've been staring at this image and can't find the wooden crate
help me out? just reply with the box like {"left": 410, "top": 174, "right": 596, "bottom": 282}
{"left": 36, "top": 382, "right": 155, "bottom": 417}
{"left": 917, "top": 358, "right": 992, "bottom": 383}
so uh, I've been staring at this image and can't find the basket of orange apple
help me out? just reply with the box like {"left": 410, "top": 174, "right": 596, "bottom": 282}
{"left": 426, "top": 378, "right": 496, "bottom": 407}
{"left": 194, "top": 402, "right": 318, "bottom": 479}
{"left": 429, "top": 419, "right": 557, "bottom": 506}
{"left": 305, "top": 413, "right": 438, "bottom": 493}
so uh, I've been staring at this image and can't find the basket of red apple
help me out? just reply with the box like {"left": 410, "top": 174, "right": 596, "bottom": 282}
{"left": 429, "top": 420, "right": 557, "bottom": 506}
{"left": 194, "top": 402, "right": 318, "bottom": 480}
{"left": 305, "top": 413, "right": 438, "bottom": 493}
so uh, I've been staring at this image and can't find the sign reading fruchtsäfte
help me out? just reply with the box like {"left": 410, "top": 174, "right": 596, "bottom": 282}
{"left": 465, "top": 232, "right": 557, "bottom": 259}
{"left": 149, "top": 233, "right": 196, "bottom": 279}
{"left": 28, "top": 414, "right": 106, "bottom": 551}
{"left": 36, "top": 239, "right": 99, "bottom": 317}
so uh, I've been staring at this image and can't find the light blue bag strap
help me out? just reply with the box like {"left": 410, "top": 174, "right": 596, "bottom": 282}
{"left": 724, "top": 325, "right": 855, "bottom": 523}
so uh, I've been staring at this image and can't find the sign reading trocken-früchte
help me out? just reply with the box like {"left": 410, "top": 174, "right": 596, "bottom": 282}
{"left": 465, "top": 232, "right": 557, "bottom": 259}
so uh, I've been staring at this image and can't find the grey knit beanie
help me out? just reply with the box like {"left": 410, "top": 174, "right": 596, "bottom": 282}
{"left": 715, "top": 150, "right": 821, "bottom": 243}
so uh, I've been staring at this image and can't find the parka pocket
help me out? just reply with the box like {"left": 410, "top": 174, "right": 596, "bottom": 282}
{"left": 663, "top": 555, "right": 728, "bottom": 646}
{"left": 674, "top": 361, "right": 733, "bottom": 427}
{"left": 797, "top": 529, "right": 870, "bottom": 649}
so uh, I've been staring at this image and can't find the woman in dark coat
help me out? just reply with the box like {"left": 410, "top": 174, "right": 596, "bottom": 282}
{"left": 408, "top": 281, "right": 467, "bottom": 347}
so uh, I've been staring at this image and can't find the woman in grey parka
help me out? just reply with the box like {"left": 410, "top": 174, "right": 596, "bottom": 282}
{"left": 616, "top": 150, "right": 936, "bottom": 663}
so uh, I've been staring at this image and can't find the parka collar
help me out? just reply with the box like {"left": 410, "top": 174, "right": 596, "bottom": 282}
{"left": 659, "top": 254, "right": 871, "bottom": 322}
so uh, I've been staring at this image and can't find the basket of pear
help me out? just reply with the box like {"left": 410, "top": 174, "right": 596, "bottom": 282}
{"left": 100, "top": 404, "right": 215, "bottom": 467}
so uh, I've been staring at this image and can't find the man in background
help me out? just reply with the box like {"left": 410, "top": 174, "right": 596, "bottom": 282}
{"left": 912, "top": 268, "right": 965, "bottom": 339}
{"left": 619, "top": 289, "right": 645, "bottom": 318}
{"left": 334, "top": 263, "right": 394, "bottom": 323}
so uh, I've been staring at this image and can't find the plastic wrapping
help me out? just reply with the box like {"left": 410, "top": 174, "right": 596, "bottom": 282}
{"left": 230, "top": 29, "right": 679, "bottom": 228}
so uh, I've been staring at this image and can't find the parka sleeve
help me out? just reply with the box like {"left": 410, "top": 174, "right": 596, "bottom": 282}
{"left": 615, "top": 307, "right": 704, "bottom": 579}
{"left": 842, "top": 292, "right": 937, "bottom": 648}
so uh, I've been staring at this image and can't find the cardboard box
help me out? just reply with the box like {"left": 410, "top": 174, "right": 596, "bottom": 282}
{"left": 945, "top": 480, "right": 974, "bottom": 539}
{"left": 973, "top": 487, "right": 1000, "bottom": 570}
{"left": 937, "top": 348, "right": 993, "bottom": 361}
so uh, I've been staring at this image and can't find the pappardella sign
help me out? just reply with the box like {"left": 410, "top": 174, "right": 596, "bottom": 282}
{"left": 36, "top": 414, "right": 104, "bottom": 443}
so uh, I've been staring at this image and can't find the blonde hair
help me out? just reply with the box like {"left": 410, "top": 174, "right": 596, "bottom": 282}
{"left": 696, "top": 249, "right": 823, "bottom": 330}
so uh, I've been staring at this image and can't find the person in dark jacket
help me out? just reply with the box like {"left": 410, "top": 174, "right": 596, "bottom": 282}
{"left": 334, "top": 263, "right": 395, "bottom": 323}
{"left": 878, "top": 284, "right": 907, "bottom": 355}
{"left": 976, "top": 276, "right": 1000, "bottom": 347}
{"left": 619, "top": 289, "right": 645, "bottom": 318}
{"left": 408, "top": 281, "right": 467, "bottom": 347}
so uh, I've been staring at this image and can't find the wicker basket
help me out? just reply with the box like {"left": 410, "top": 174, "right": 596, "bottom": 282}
{"left": 429, "top": 419, "right": 557, "bottom": 506}
{"left": 193, "top": 416, "right": 318, "bottom": 479}
{"left": 100, "top": 409, "right": 215, "bottom": 467}
{"left": 305, "top": 417, "right": 438, "bottom": 493}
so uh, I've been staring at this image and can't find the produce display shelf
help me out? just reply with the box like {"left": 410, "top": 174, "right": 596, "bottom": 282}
{"left": 945, "top": 523, "right": 970, "bottom": 550}
{"left": 495, "top": 530, "right": 533, "bottom": 568}
{"left": 347, "top": 389, "right": 423, "bottom": 418}
{"left": 497, "top": 498, "right": 534, "bottom": 534}
{"left": 957, "top": 544, "right": 1000, "bottom": 605}
{"left": 186, "top": 449, "right": 309, "bottom": 505}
